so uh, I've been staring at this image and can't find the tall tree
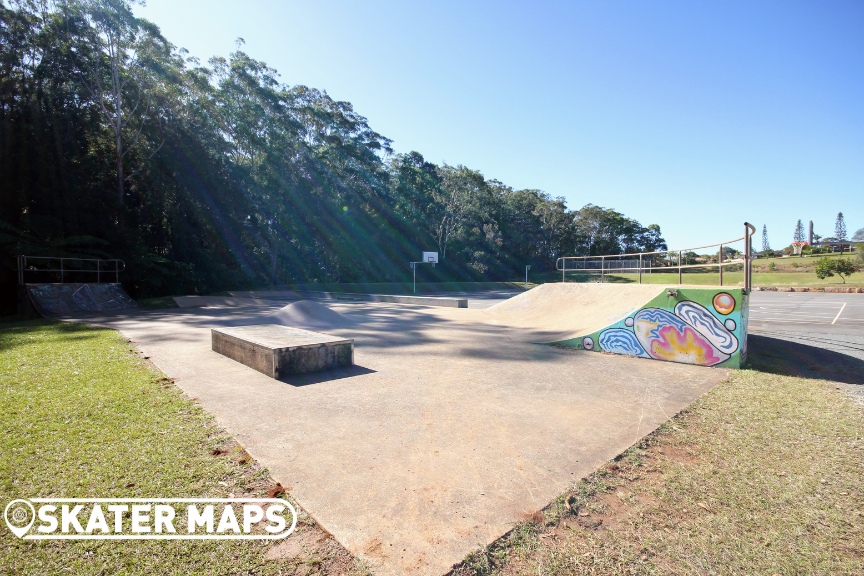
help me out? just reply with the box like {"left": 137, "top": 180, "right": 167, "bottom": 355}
{"left": 761, "top": 224, "right": 770, "bottom": 252}
{"left": 835, "top": 212, "right": 847, "bottom": 251}
{"left": 70, "top": 0, "right": 167, "bottom": 229}
{"left": 794, "top": 219, "right": 805, "bottom": 242}
{"left": 432, "top": 165, "right": 491, "bottom": 261}
{"left": 532, "top": 195, "right": 574, "bottom": 265}
{"left": 835, "top": 212, "right": 847, "bottom": 241}
{"left": 570, "top": 204, "right": 663, "bottom": 257}
{"left": 388, "top": 151, "right": 443, "bottom": 247}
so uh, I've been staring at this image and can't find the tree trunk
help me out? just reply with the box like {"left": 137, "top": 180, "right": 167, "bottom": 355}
{"left": 115, "top": 130, "right": 124, "bottom": 230}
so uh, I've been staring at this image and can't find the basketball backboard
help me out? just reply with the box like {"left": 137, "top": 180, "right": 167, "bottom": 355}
{"left": 422, "top": 252, "right": 438, "bottom": 264}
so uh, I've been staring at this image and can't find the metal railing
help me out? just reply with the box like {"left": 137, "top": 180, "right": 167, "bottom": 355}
{"left": 556, "top": 222, "right": 756, "bottom": 292}
{"left": 16, "top": 255, "right": 126, "bottom": 285}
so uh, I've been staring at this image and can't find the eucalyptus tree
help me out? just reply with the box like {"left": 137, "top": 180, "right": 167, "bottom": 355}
{"left": 387, "top": 151, "right": 444, "bottom": 248}
{"left": 65, "top": 0, "right": 169, "bottom": 228}
{"left": 496, "top": 188, "right": 545, "bottom": 270}
{"left": 433, "top": 164, "right": 497, "bottom": 264}
{"left": 286, "top": 84, "right": 395, "bottom": 280}
{"left": 571, "top": 204, "right": 626, "bottom": 255}
{"left": 495, "top": 189, "right": 573, "bottom": 271}
{"left": 570, "top": 204, "right": 666, "bottom": 261}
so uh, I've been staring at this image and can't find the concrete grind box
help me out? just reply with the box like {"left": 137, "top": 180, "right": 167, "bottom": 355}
{"left": 212, "top": 324, "right": 354, "bottom": 378}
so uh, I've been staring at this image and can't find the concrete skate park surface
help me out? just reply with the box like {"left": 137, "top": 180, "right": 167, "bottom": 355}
{"left": 175, "top": 291, "right": 468, "bottom": 308}
{"left": 74, "top": 284, "right": 727, "bottom": 575}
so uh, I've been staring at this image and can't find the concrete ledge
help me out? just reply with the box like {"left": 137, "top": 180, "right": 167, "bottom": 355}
{"left": 207, "top": 291, "right": 469, "bottom": 308}
{"left": 306, "top": 292, "right": 467, "bottom": 307}
{"left": 370, "top": 294, "right": 467, "bottom": 307}
{"left": 212, "top": 324, "right": 353, "bottom": 378}
{"left": 174, "top": 295, "right": 285, "bottom": 308}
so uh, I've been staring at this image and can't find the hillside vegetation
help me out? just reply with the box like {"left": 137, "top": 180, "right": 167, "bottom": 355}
{"left": 0, "top": 0, "right": 666, "bottom": 313}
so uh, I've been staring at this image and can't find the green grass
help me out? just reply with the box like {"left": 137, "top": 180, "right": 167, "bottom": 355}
{"left": 453, "top": 351, "right": 864, "bottom": 575}
{"left": 0, "top": 320, "right": 368, "bottom": 576}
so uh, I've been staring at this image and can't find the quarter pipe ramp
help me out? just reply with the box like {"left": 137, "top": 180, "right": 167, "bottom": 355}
{"left": 484, "top": 283, "right": 748, "bottom": 368}
{"left": 25, "top": 283, "right": 138, "bottom": 317}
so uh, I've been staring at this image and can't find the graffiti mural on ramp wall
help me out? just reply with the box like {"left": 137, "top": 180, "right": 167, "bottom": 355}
{"left": 26, "top": 283, "right": 138, "bottom": 317}
{"left": 558, "top": 288, "right": 748, "bottom": 369}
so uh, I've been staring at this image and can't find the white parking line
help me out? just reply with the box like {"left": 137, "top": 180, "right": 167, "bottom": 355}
{"left": 749, "top": 316, "right": 864, "bottom": 325}
{"left": 748, "top": 317, "right": 834, "bottom": 324}
{"left": 750, "top": 310, "right": 836, "bottom": 314}
{"left": 750, "top": 312, "right": 837, "bottom": 318}
{"left": 832, "top": 303, "right": 847, "bottom": 325}
{"left": 764, "top": 304, "right": 860, "bottom": 307}
{"left": 751, "top": 307, "right": 837, "bottom": 312}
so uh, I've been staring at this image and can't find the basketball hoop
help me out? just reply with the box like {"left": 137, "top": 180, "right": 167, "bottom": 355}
{"left": 791, "top": 241, "right": 808, "bottom": 256}
{"left": 411, "top": 252, "right": 439, "bottom": 293}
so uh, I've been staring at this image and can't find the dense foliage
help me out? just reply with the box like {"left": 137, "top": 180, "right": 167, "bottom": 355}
{"left": 0, "top": 0, "right": 667, "bottom": 312}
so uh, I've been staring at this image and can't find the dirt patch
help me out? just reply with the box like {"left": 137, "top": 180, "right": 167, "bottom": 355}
{"left": 647, "top": 442, "right": 699, "bottom": 465}
{"left": 265, "top": 522, "right": 363, "bottom": 574}
{"left": 266, "top": 526, "right": 323, "bottom": 560}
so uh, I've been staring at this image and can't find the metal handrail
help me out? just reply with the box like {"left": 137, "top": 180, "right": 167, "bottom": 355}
{"left": 557, "top": 222, "right": 756, "bottom": 291}
{"left": 16, "top": 255, "right": 126, "bottom": 285}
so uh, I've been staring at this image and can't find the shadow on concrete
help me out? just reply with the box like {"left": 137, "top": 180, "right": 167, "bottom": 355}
{"left": 72, "top": 300, "right": 601, "bottom": 365}
{"left": 747, "top": 334, "right": 864, "bottom": 385}
{"left": 279, "top": 364, "right": 377, "bottom": 387}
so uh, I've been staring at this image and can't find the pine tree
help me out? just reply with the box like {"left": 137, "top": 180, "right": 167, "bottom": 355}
{"left": 835, "top": 212, "right": 847, "bottom": 251}
{"left": 794, "top": 219, "right": 805, "bottom": 242}
{"left": 761, "top": 224, "right": 770, "bottom": 252}
{"left": 836, "top": 212, "right": 847, "bottom": 241}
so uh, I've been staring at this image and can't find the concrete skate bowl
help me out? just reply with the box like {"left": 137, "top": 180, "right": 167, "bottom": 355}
{"left": 483, "top": 282, "right": 749, "bottom": 368}
{"left": 26, "top": 283, "right": 138, "bottom": 318}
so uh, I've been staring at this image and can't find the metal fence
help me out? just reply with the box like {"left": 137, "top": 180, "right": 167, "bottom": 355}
{"left": 556, "top": 222, "right": 756, "bottom": 292}
{"left": 16, "top": 255, "right": 126, "bottom": 285}
{"left": 563, "top": 259, "right": 643, "bottom": 271}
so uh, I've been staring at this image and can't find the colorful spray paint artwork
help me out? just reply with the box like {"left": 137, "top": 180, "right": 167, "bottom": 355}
{"left": 26, "top": 283, "right": 137, "bottom": 317}
{"left": 574, "top": 288, "right": 748, "bottom": 368}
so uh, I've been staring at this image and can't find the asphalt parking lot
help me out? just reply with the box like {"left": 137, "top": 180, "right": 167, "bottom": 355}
{"left": 748, "top": 291, "right": 864, "bottom": 361}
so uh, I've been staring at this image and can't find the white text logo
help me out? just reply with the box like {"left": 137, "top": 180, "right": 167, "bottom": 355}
{"left": 4, "top": 498, "right": 296, "bottom": 540}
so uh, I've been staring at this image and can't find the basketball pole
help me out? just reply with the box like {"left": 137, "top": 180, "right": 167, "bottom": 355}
{"left": 410, "top": 261, "right": 423, "bottom": 294}
{"left": 411, "top": 253, "right": 438, "bottom": 294}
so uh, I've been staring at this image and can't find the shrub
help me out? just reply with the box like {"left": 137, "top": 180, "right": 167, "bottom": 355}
{"left": 815, "top": 257, "right": 861, "bottom": 284}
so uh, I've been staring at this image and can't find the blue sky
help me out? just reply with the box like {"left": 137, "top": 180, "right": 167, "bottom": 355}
{"left": 136, "top": 0, "right": 863, "bottom": 251}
